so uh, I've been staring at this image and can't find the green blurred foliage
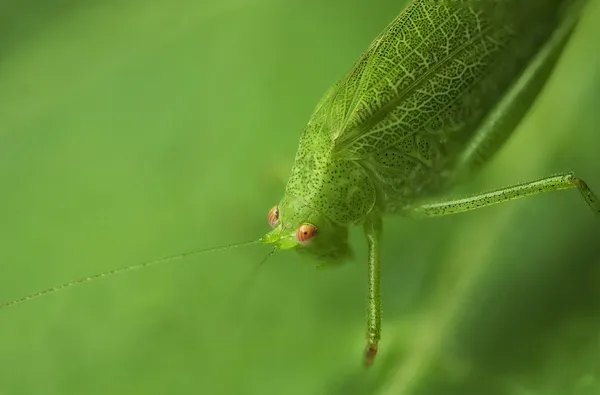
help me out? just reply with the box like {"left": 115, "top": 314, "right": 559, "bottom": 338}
{"left": 1, "top": 1, "right": 599, "bottom": 394}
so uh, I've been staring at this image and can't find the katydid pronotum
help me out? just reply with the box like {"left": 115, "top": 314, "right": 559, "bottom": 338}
{"left": 2, "top": 0, "right": 599, "bottom": 367}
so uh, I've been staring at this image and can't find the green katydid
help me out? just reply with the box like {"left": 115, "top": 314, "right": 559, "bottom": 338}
{"left": 2, "top": 0, "right": 599, "bottom": 368}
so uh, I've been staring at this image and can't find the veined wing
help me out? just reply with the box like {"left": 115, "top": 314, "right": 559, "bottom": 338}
{"left": 329, "top": 0, "right": 577, "bottom": 160}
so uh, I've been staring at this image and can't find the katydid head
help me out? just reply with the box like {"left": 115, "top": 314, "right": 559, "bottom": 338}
{"left": 261, "top": 195, "right": 352, "bottom": 264}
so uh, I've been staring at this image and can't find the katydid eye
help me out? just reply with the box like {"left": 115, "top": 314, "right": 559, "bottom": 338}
{"left": 296, "top": 223, "right": 317, "bottom": 243}
{"left": 268, "top": 206, "right": 279, "bottom": 228}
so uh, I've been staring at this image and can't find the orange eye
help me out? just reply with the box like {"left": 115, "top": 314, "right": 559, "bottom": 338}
{"left": 268, "top": 206, "right": 279, "bottom": 228}
{"left": 296, "top": 223, "right": 317, "bottom": 243}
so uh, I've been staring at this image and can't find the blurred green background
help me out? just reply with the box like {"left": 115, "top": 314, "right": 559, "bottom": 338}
{"left": 1, "top": 1, "right": 600, "bottom": 394}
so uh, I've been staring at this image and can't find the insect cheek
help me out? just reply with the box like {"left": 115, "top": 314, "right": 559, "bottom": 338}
{"left": 296, "top": 224, "right": 317, "bottom": 244}
{"left": 268, "top": 206, "right": 279, "bottom": 228}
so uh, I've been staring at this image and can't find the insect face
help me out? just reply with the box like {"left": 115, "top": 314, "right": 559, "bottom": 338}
{"left": 261, "top": 194, "right": 352, "bottom": 264}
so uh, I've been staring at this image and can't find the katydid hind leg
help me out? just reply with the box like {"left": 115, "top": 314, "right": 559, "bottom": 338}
{"left": 363, "top": 214, "right": 382, "bottom": 367}
{"left": 405, "top": 173, "right": 600, "bottom": 218}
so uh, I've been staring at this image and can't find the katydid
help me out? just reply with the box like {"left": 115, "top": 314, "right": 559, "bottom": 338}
{"left": 2, "top": 0, "right": 599, "bottom": 368}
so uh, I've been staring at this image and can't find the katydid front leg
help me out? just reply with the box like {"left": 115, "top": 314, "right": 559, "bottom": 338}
{"left": 363, "top": 214, "right": 382, "bottom": 366}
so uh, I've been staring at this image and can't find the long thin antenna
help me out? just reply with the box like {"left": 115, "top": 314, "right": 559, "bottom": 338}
{"left": 232, "top": 246, "right": 278, "bottom": 300}
{"left": 1, "top": 239, "right": 261, "bottom": 310}
{"left": 228, "top": 246, "right": 279, "bottom": 318}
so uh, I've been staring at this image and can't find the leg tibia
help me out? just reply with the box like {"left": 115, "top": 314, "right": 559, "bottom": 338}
{"left": 406, "top": 173, "right": 600, "bottom": 218}
{"left": 363, "top": 215, "right": 382, "bottom": 366}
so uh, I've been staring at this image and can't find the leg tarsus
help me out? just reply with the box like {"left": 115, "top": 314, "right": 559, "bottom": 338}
{"left": 364, "top": 341, "right": 378, "bottom": 367}
{"left": 570, "top": 175, "right": 600, "bottom": 216}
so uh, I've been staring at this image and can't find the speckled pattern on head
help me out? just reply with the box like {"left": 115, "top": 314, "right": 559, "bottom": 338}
{"left": 283, "top": 111, "right": 376, "bottom": 225}
{"left": 282, "top": 0, "right": 579, "bottom": 220}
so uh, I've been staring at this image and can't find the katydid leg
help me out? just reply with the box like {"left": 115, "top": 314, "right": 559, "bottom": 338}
{"left": 405, "top": 173, "right": 600, "bottom": 217}
{"left": 363, "top": 215, "right": 382, "bottom": 366}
